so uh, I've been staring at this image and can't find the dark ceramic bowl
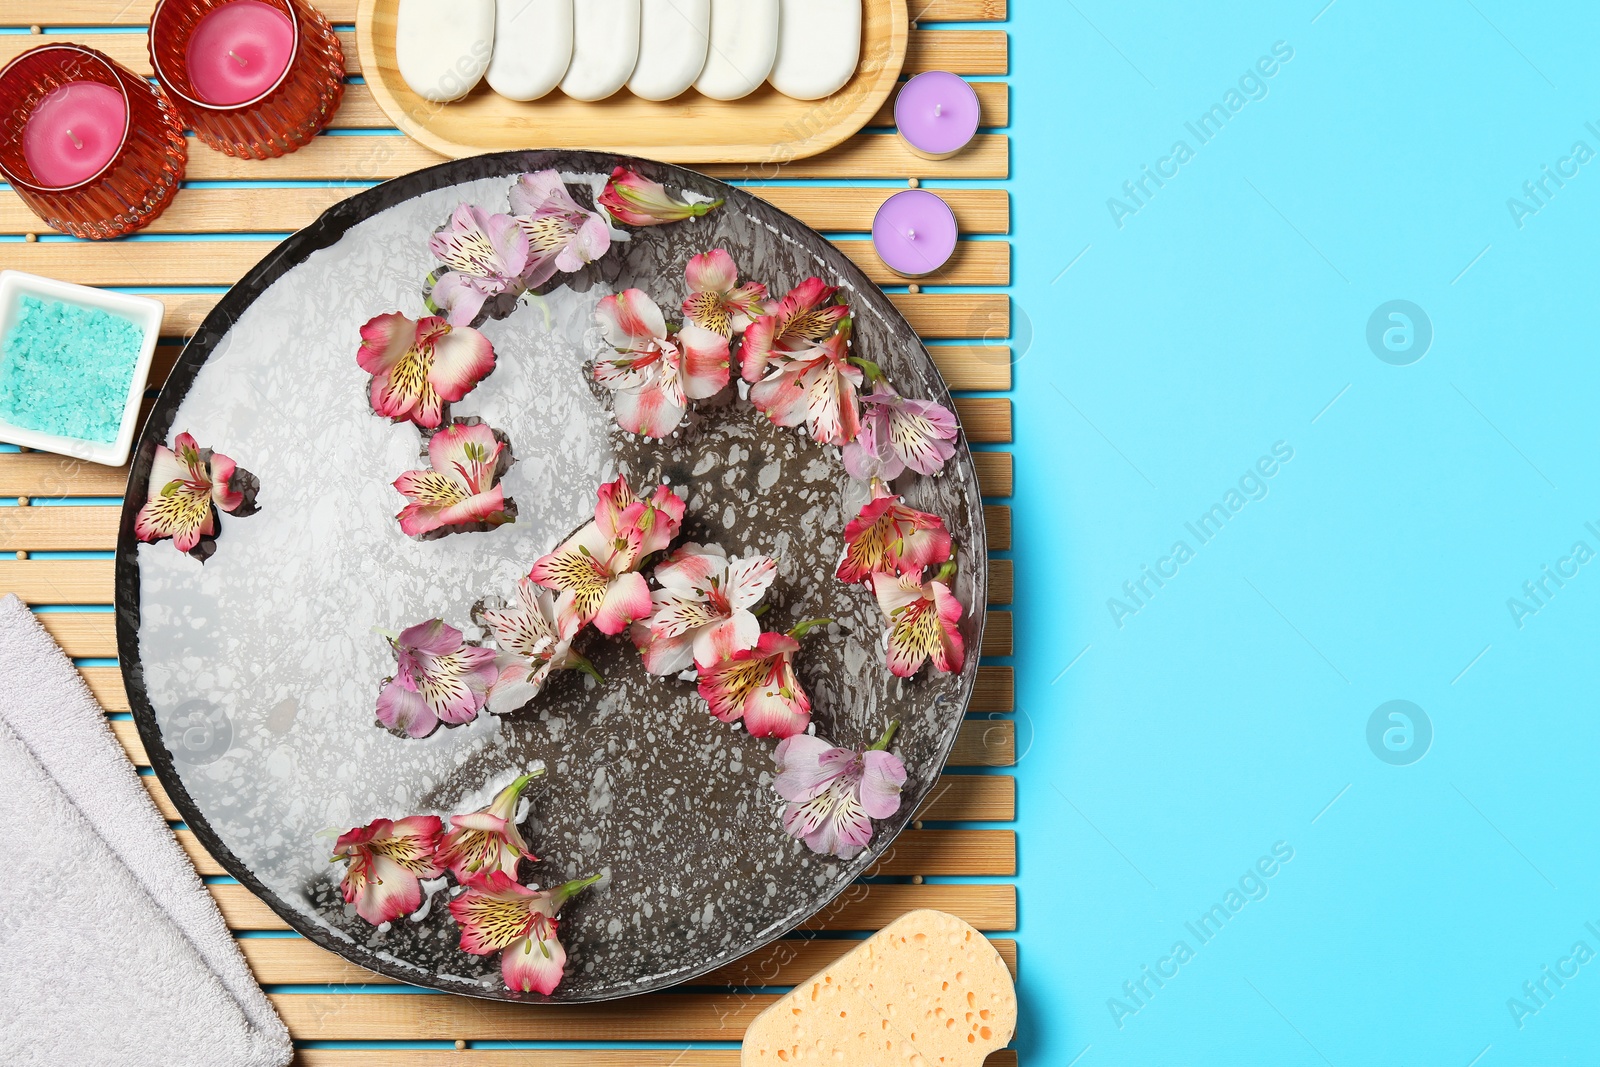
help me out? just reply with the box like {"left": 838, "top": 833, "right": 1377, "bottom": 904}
{"left": 116, "top": 151, "right": 987, "bottom": 1002}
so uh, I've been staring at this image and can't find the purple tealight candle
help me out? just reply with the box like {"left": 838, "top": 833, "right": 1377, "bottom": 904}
{"left": 894, "top": 70, "right": 980, "bottom": 160}
{"left": 872, "top": 189, "right": 958, "bottom": 278}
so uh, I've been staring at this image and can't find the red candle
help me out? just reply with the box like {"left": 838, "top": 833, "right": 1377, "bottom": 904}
{"left": 22, "top": 81, "right": 128, "bottom": 187}
{"left": 0, "top": 44, "right": 187, "bottom": 239}
{"left": 185, "top": 0, "right": 295, "bottom": 106}
{"left": 150, "top": 0, "right": 345, "bottom": 159}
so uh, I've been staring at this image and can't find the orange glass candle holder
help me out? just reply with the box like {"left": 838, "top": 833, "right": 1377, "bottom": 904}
{"left": 0, "top": 45, "right": 187, "bottom": 240}
{"left": 150, "top": 0, "right": 345, "bottom": 159}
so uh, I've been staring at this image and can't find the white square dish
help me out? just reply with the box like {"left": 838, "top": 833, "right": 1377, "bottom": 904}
{"left": 0, "top": 269, "right": 163, "bottom": 469}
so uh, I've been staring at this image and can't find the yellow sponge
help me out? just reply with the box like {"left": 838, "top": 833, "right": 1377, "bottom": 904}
{"left": 742, "top": 910, "right": 1017, "bottom": 1065}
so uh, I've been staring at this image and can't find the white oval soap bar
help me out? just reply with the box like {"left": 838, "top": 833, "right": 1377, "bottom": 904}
{"left": 695, "top": 0, "right": 778, "bottom": 101}
{"left": 486, "top": 0, "right": 572, "bottom": 101}
{"left": 742, "top": 910, "right": 1018, "bottom": 1066}
{"left": 396, "top": 0, "right": 494, "bottom": 103}
{"left": 769, "top": 0, "right": 860, "bottom": 99}
{"left": 560, "top": 0, "right": 640, "bottom": 101}
{"left": 628, "top": 0, "right": 709, "bottom": 101}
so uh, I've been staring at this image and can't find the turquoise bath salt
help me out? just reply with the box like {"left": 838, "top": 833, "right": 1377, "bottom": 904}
{"left": 0, "top": 296, "right": 142, "bottom": 444}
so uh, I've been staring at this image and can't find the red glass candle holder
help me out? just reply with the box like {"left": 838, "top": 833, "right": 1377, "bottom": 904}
{"left": 0, "top": 45, "right": 187, "bottom": 240}
{"left": 150, "top": 0, "right": 345, "bottom": 159}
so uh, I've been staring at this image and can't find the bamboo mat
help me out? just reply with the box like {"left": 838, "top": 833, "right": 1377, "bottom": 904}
{"left": 0, "top": 3, "right": 1015, "bottom": 1061}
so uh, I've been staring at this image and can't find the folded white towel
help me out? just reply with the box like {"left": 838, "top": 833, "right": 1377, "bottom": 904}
{"left": 0, "top": 594, "right": 292, "bottom": 1067}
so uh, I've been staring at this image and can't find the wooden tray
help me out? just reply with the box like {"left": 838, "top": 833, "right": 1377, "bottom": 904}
{"left": 354, "top": 0, "right": 908, "bottom": 162}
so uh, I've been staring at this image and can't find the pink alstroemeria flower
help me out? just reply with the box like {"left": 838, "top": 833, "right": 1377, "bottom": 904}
{"left": 739, "top": 277, "right": 849, "bottom": 383}
{"left": 593, "top": 288, "right": 731, "bottom": 439}
{"left": 357, "top": 312, "right": 496, "bottom": 429}
{"left": 376, "top": 619, "right": 500, "bottom": 738}
{"left": 842, "top": 383, "right": 960, "bottom": 481}
{"left": 835, "top": 480, "right": 953, "bottom": 585}
{"left": 872, "top": 561, "right": 965, "bottom": 677}
{"left": 529, "top": 475, "right": 686, "bottom": 635}
{"left": 509, "top": 170, "right": 612, "bottom": 282}
{"left": 696, "top": 620, "right": 828, "bottom": 739}
{"left": 475, "top": 577, "right": 590, "bottom": 713}
{"left": 436, "top": 771, "right": 544, "bottom": 883}
{"left": 682, "top": 249, "right": 768, "bottom": 337}
{"left": 748, "top": 326, "right": 864, "bottom": 447}
{"left": 773, "top": 724, "right": 907, "bottom": 861}
{"left": 330, "top": 815, "right": 445, "bottom": 925}
{"left": 598, "top": 165, "right": 723, "bottom": 227}
{"left": 448, "top": 870, "right": 601, "bottom": 995}
{"left": 630, "top": 543, "right": 777, "bottom": 675}
{"left": 134, "top": 432, "right": 249, "bottom": 554}
{"left": 429, "top": 203, "right": 531, "bottom": 326}
{"left": 393, "top": 421, "right": 514, "bottom": 538}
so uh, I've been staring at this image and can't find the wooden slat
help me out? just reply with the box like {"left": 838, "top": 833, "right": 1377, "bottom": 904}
{"left": 970, "top": 665, "right": 1013, "bottom": 713}
{"left": 950, "top": 718, "right": 1012, "bottom": 766}
{"left": 3, "top": 235, "right": 1006, "bottom": 288}
{"left": 111, "top": 718, "right": 147, "bottom": 765}
{"left": 167, "top": 133, "right": 1008, "bottom": 182}
{"left": 0, "top": 558, "right": 113, "bottom": 602}
{"left": 210, "top": 881, "right": 1017, "bottom": 932}
{"left": 177, "top": 828, "right": 1013, "bottom": 878}
{"left": 985, "top": 504, "right": 1011, "bottom": 551}
{"left": 0, "top": 186, "right": 1008, "bottom": 239}
{"left": 0, "top": 0, "right": 1005, "bottom": 26}
{"left": 920, "top": 342, "right": 1010, "bottom": 390}
{"left": 956, "top": 398, "right": 1011, "bottom": 442}
{"left": 0, "top": 505, "right": 118, "bottom": 550}
{"left": 980, "top": 610, "right": 1012, "bottom": 658}
{"left": 295, "top": 1054, "right": 1018, "bottom": 1067}
{"left": 916, "top": 771, "right": 1013, "bottom": 821}
{"left": 34, "top": 609, "right": 114, "bottom": 654}
{"left": 269, "top": 991, "right": 774, "bottom": 1041}
{"left": 973, "top": 451, "right": 1013, "bottom": 497}
{"left": 989, "top": 558, "right": 1013, "bottom": 605}
{"left": 915, "top": 0, "right": 1007, "bottom": 19}
{"left": 0, "top": 28, "right": 1003, "bottom": 80}
{"left": 116, "top": 717, "right": 1013, "bottom": 772}
{"left": 242, "top": 934, "right": 1017, "bottom": 986}
{"left": 80, "top": 665, "right": 125, "bottom": 711}
{"left": 906, "top": 30, "right": 1008, "bottom": 76}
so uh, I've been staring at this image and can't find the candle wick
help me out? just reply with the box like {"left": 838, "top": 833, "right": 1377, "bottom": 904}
{"left": 907, "top": 228, "right": 917, "bottom": 240}
{"left": 227, "top": 49, "right": 248, "bottom": 68}
{"left": 66, "top": 127, "right": 83, "bottom": 150}
{"left": 934, "top": 103, "right": 943, "bottom": 117}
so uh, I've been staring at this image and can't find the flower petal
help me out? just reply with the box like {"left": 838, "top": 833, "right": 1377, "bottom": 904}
{"left": 502, "top": 932, "right": 566, "bottom": 994}
{"left": 676, "top": 324, "right": 732, "bottom": 400}
{"left": 376, "top": 677, "right": 439, "bottom": 737}
{"left": 611, "top": 381, "right": 687, "bottom": 439}
{"left": 685, "top": 248, "right": 738, "bottom": 293}
{"left": 772, "top": 734, "right": 840, "bottom": 802}
{"left": 427, "top": 322, "right": 497, "bottom": 402}
{"left": 596, "top": 288, "right": 667, "bottom": 349}
{"left": 591, "top": 571, "right": 652, "bottom": 635}
{"left": 859, "top": 750, "right": 908, "bottom": 819}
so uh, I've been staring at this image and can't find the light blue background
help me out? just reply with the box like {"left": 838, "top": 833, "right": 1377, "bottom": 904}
{"left": 1011, "top": 1, "right": 1600, "bottom": 1063}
